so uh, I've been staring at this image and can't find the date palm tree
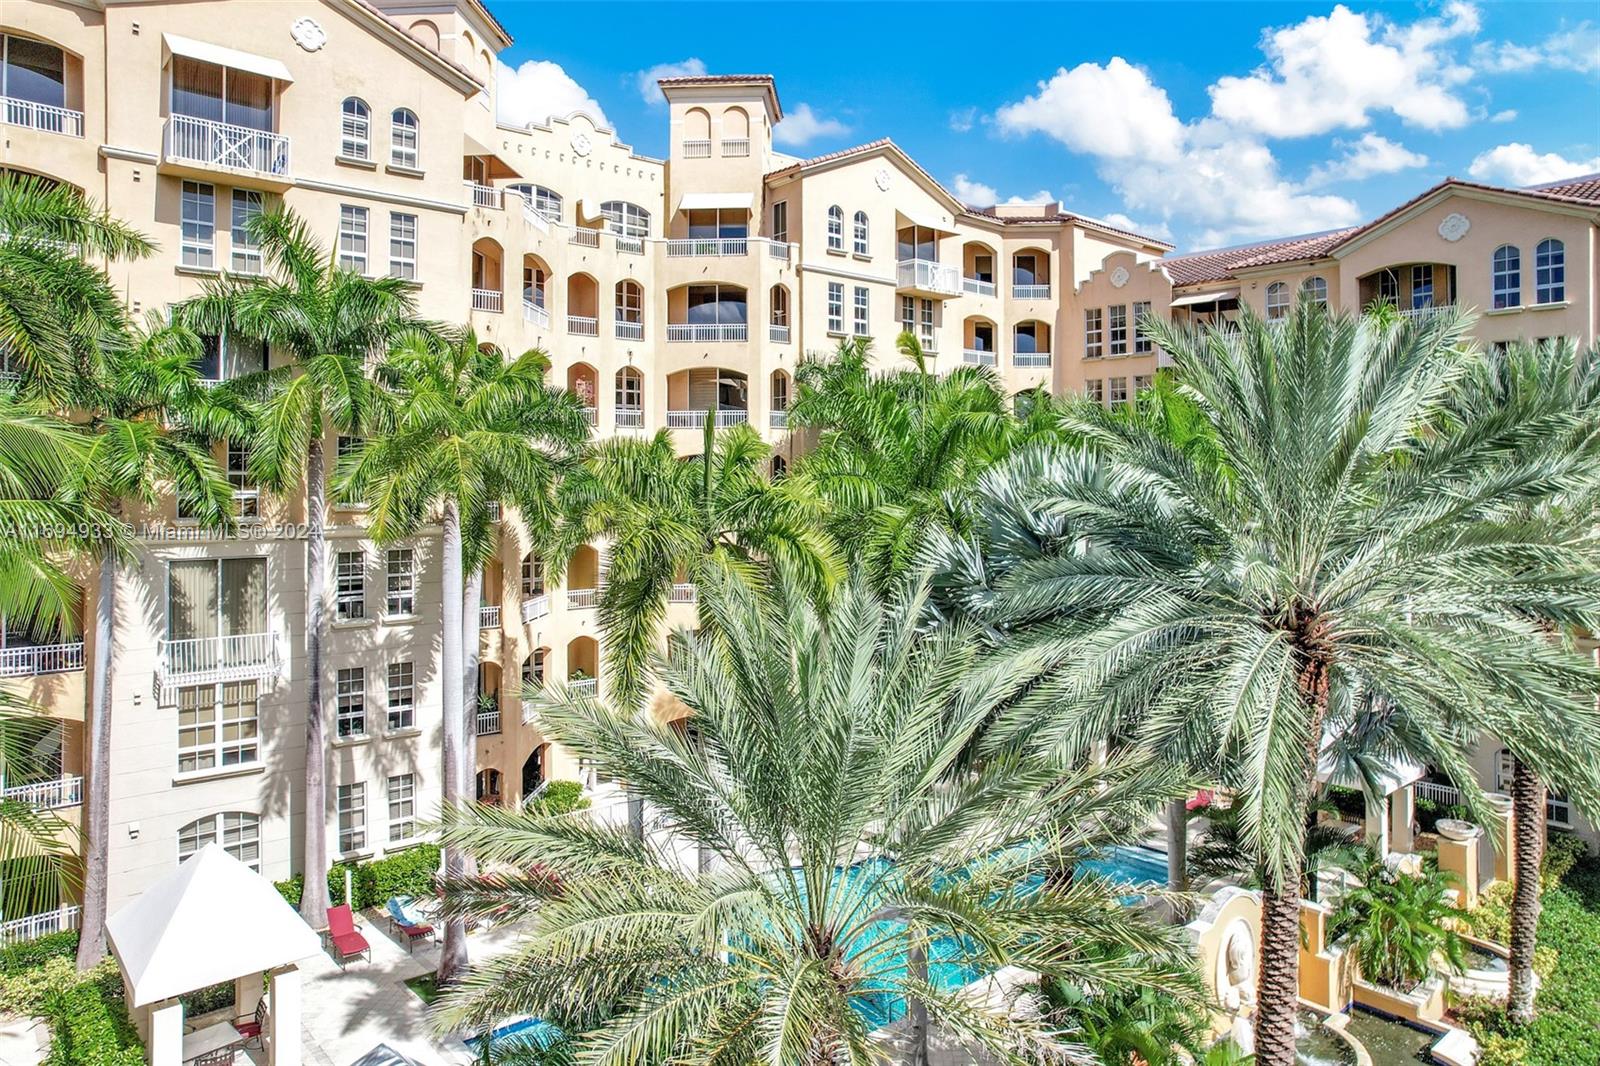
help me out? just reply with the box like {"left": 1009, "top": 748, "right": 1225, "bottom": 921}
{"left": 339, "top": 331, "right": 587, "bottom": 983}
{"left": 176, "top": 208, "right": 429, "bottom": 930}
{"left": 434, "top": 573, "right": 1199, "bottom": 1064}
{"left": 926, "top": 304, "right": 1600, "bottom": 1064}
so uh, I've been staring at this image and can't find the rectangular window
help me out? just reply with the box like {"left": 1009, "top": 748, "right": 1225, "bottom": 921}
{"left": 227, "top": 441, "right": 258, "bottom": 519}
{"left": 230, "top": 190, "right": 263, "bottom": 274}
{"left": 388, "top": 773, "right": 417, "bottom": 842}
{"left": 176, "top": 680, "right": 260, "bottom": 773}
{"left": 1084, "top": 309, "right": 1103, "bottom": 359}
{"left": 387, "top": 661, "right": 415, "bottom": 730}
{"left": 853, "top": 286, "right": 870, "bottom": 337}
{"left": 336, "top": 666, "right": 366, "bottom": 739}
{"left": 1410, "top": 265, "right": 1433, "bottom": 309}
{"left": 1108, "top": 377, "right": 1129, "bottom": 407}
{"left": 771, "top": 201, "right": 788, "bottom": 244}
{"left": 386, "top": 548, "right": 415, "bottom": 615}
{"left": 920, "top": 298, "right": 934, "bottom": 343}
{"left": 827, "top": 209, "right": 843, "bottom": 251}
{"left": 1108, "top": 305, "right": 1128, "bottom": 356}
{"left": 335, "top": 550, "right": 365, "bottom": 621}
{"left": 1134, "top": 374, "right": 1153, "bottom": 393}
{"left": 900, "top": 295, "right": 915, "bottom": 334}
{"left": 166, "top": 557, "right": 267, "bottom": 641}
{"left": 1086, "top": 378, "right": 1104, "bottom": 404}
{"left": 338, "top": 205, "right": 368, "bottom": 274}
{"left": 181, "top": 181, "right": 215, "bottom": 269}
{"left": 388, "top": 212, "right": 417, "bottom": 280}
{"left": 338, "top": 782, "right": 366, "bottom": 853}
{"left": 1377, "top": 270, "right": 1399, "bottom": 304}
{"left": 1133, "top": 302, "right": 1153, "bottom": 354}
{"left": 826, "top": 282, "right": 844, "bottom": 334}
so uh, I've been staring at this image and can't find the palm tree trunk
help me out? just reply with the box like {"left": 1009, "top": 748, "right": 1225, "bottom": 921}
{"left": 1167, "top": 798, "right": 1189, "bottom": 893}
{"left": 438, "top": 499, "right": 468, "bottom": 983}
{"left": 301, "top": 437, "right": 330, "bottom": 930}
{"left": 907, "top": 940, "right": 930, "bottom": 1066}
{"left": 1508, "top": 756, "right": 1545, "bottom": 1024}
{"left": 460, "top": 566, "right": 481, "bottom": 878}
{"left": 75, "top": 540, "right": 117, "bottom": 970}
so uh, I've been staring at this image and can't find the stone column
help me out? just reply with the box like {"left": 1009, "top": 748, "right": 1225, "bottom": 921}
{"left": 148, "top": 998, "right": 184, "bottom": 1066}
{"left": 1487, "top": 793, "right": 1515, "bottom": 885}
{"left": 267, "top": 965, "right": 302, "bottom": 1066}
{"left": 1390, "top": 785, "right": 1415, "bottom": 854}
{"left": 1363, "top": 791, "right": 1390, "bottom": 856}
{"left": 1436, "top": 823, "right": 1482, "bottom": 909}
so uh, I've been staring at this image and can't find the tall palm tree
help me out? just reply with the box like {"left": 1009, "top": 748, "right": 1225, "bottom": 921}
{"left": 555, "top": 417, "right": 841, "bottom": 710}
{"left": 176, "top": 208, "right": 429, "bottom": 929}
{"left": 926, "top": 304, "right": 1600, "bottom": 1064}
{"left": 340, "top": 331, "right": 587, "bottom": 983}
{"left": 434, "top": 573, "right": 1199, "bottom": 1063}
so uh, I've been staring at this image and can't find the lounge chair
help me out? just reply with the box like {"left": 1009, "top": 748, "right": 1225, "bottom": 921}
{"left": 385, "top": 896, "right": 435, "bottom": 952}
{"left": 326, "top": 904, "right": 371, "bottom": 965}
{"left": 232, "top": 998, "right": 267, "bottom": 1048}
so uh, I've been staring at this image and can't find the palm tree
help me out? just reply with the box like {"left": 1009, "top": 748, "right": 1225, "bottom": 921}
{"left": 433, "top": 573, "right": 1199, "bottom": 1063}
{"left": 176, "top": 208, "right": 429, "bottom": 929}
{"left": 1328, "top": 848, "right": 1467, "bottom": 991}
{"left": 926, "top": 304, "right": 1600, "bottom": 1064}
{"left": 0, "top": 695, "right": 81, "bottom": 924}
{"left": 554, "top": 417, "right": 841, "bottom": 710}
{"left": 340, "top": 331, "right": 587, "bottom": 983}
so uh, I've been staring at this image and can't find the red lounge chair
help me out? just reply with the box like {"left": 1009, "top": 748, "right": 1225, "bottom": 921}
{"left": 232, "top": 998, "right": 267, "bottom": 1047}
{"left": 326, "top": 904, "right": 371, "bottom": 965}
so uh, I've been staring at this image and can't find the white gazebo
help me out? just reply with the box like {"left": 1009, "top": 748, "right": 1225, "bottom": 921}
{"left": 107, "top": 843, "right": 321, "bottom": 1066}
{"left": 1317, "top": 734, "right": 1427, "bottom": 856}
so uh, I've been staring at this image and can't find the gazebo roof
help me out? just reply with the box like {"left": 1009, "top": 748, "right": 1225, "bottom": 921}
{"left": 107, "top": 843, "right": 322, "bottom": 1007}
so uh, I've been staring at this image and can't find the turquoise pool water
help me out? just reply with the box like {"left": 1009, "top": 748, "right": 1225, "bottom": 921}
{"left": 464, "top": 1016, "right": 565, "bottom": 1057}
{"left": 1081, "top": 845, "right": 1169, "bottom": 886}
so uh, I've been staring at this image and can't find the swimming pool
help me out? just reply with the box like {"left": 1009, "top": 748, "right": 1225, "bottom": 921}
{"left": 463, "top": 1016, "right": 565, "bottom": 1057}
{"left": 1080, "top": 845, "right": 1170, "bottom": 887}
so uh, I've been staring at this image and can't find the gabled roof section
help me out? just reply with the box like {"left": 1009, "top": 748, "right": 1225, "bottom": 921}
{"left": 1329, "top": 174, "right": 1600, "bottom": 257}
{"left": 1162, "top": 228, "right": 1356, "bottom": 286}
{"left": 1530, "top": 172, "right": 1600, "bottom": 202}
{"left": 342, "top": 0, "right": 484, "bottom": 95}
{"left": 658, "top": 74, "right": 782, "bottom": 122}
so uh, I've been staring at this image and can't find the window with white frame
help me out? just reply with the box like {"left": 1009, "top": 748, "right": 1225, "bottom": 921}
{"left": 900, "top": 296, "right": 915, "bottom": 334}
{"left": 600, "top": 200, "right": 650, "bottom": 238}
{"left": 1410, "top": 265, "right": 1433, "bottom": 309}
{"left": 390, "top": 108, "right": 418, "bottom": 168}
{"left": 178, "top": 811, "right": 260, "bottom": 870}
{"left": 1085, "top": 309, "right": 1103, "bottom": 359}
{"left": 227, "top": 441, "right": 258, "bottom": 518}
{"left": 386, "top": 548, "right": 415, "bottom": 614}
{"left": 852, "top": 211, "right": 869, "bottom": 255}
{"left": 337, "top": 205, "right": 368, "bottom": 274}
{"left": 533, "top": 185, "right": 562, "bottom": 221}
{"left": 1266, "top": 282, "right": 1290, "bottom": 319}
{"left": 1086, "top": 378, "right": 1104, "bottom": 404}
{"left": 1490, "top": 245, "right": 1520, "bottom": 309}
{"left": 337, "top": 782, "right": 366, "bottom": 853}
{"left": 772, "top": 201, "right": 788, "bottom": 244}
{"left": 176, "top": 680, "right": 260, "bottom": 773}
{"left": 336, "top": 667, "right": 366, "bottom": 739}
{"left": 1535, "top": 239, "right": 1564, "bottom": 304}
{"left": 335, "top": 550, "right": 364, "bottom": 620}
{"left": 230, "top": 190, "right": 263, "bottom": 274}
{"left": 340, "top": 97, "right": 370, "bottom": 160}
{"left": 389, "top": 212, "right": 417, "bottom": 280}
{"left": 181, "top": 181, "right": 215, "bottom": 269}
{"left": 387, "top": 661, "right": 414, "bottom": 730}
{"left": 1108, "top": 377, "right": 1129, "bottom": 408}
{"left": 521, "top": 554, "right": 545, "bottom": 596}
{"left": 616, "top": 367, "right": 642, "bottom": 409}
{"left": 1134, "top": 374, "right": 1153, "bottom": 393}
{"left": 1300, "top": 276, "right": 1329, "bottom": 307}
{"left": 826, "top": 205, "right": 843, "bottom": 251}
{"left": 1497, "top": 749, "right": 1574, "bottom": 827}
{"left": 827, "top": 282, "right": 844, "bottom": 333}
{"left": 337, "top": 435, "right": 361, "bottom": 461}
{"left": 1132, "top": 301, "right": 1153, "bottom": 354}
{"left": 853, "top": 286, "right": 870, "bottom": 336}
{"left": 1108, "top": 304, "right": 1128, "bottom": 356}
{"left": 388, "top": 773, "right": 417, "bottom": 842}
{"left": 1377, "top": 269, "right": 1399, "bottom": 305}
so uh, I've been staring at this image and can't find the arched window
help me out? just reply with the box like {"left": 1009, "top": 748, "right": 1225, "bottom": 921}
{"left": 770, "top": 284, "right": 789, "bottom": 327}
{"left": 390, "top": 109, "right": 419, "bottom": 169}
{"left": 1265, "top": 282, "right": 1290, "bottom": 320}
{"left": 1491, "top": 245, "right": 1521, "bottom": 309}
{"left": 475, "top": 768, "right": 501, "bottom": 802}
{"left": 178, "top": 811, "right": 260, "bottom": 870}
{"left": 772, "top": 454, "right": 788, "bottom": 479}
{"left": 525, "top": 185, "right": 561, "bottom": 221}
{"left": 522, "top": 647, "right": 547, "bottom": 687}
{"left": 600, "top": 200, "right": 649, "bottom": 238}
{"left": 1535, "top": 239, "right": 1565, "bottom": 304}
{"left": 615, "top": 367, "right": 643, "bottom": 414}
{"left": 771, "top": 369, "right": 790, "bottom": 411}
{"left": 1300, "top": 276, "right": 1328, "bottom": 307}
{"left": 615, "top": 279, "right": 643, "bottom": 325}
{"left": 852, "top": 211, "right": 869, "bottom": 255}
{"left": 827, "top": 205, "right": 843, "bottom": 251}
{"left": 340, "top": 98, "right": 370, "bottom": 160}
{"left": 521, "top": 554, "right": 544, "bottom": 596}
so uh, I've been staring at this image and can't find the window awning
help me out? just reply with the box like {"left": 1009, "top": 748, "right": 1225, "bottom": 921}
{"left": 1169, "top": 288, "right": 1239, "bottom": 308}
{"left": 677, "top": 192, "right": 753, "bottom": 213}
{"left": 164, "top": 34, "right": 295, "bottom": 82}
{"left": 896, "top": 207, "right": 955, "bottom": 234}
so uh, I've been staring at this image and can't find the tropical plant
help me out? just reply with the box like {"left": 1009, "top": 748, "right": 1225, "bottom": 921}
{"left": 1186, "top": 796, "right": 1364, "bottom": 901}
{"left": 1043, "top": 981, "right": 1209, "bottom": 1066}
{"left": 175, "top": 207, "right": 431, "bottom": 929}
{"left": 554, "top": 416, "right": 841, "bottom": 709}
{"left": 433, "top": 573, "right": 1198, "bottom": 1063}
{"left": 1329, "top": 849, "right": 1466, "bottom": 991}
{"left": 924, "top": 303, "right": 1600, "bottom": 1064}
{"left": 0, "top": 696, "right": 80, "bottom": 926}
{"left": 339, "top": 330, "right": 586, "bottom": 981}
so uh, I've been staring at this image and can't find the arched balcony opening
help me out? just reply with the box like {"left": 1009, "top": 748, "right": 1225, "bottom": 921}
{"left": 470, "top": 237, "right": 504, "bottom": 313}
{"left": 769, "top": 284, "right": 791, "bottom": 344}
{"left": 520, "top": 553, "right": 548, "bottom": 622}
{"left": 567, "top": 363, "right": 599, "bottom": 426}
{"left": 722, "top": 106, "right": 751, "bottom": 157}
{"left": 565, "top": 273, "right": 599, "bottom": 336}
{"left": 475, "top": 661, "right": 502, "bottom": 736}
{"left": 682, "top": 107, "right": 712, "bottom": 158}
{"left": 666, "top": 368, "right": 749, "bottom": 429}
{"left": 1357, "top": 263, "right": 1456, "bottom": 317}
{"left": 567, "top": 545, "right": 600, "bottom": 609}
{"left": 566, "top": 636, "right": 599, "bottom": 696}
{"left": 667, "top": 283, "right": 748, "bottom": 344}
{"left": 521, "top": 744, "right": 548, "bottom": 801}
{"left": 962, "top": 242, "right": 998, "bottom": 296}
{"left": 478, "top": 558, "right": 503, "bottom": 628}
{"left": 519, "top": 646, "right": 549, "bottom": 717}
{"left": 475, "top": 768, "right": 502, "bottom": 805}
{"left": 615, "top": 279, "right": 644, "bottom": 341}
{"left": 963, "top": 316, "right": 998, "bottom": 366}
{"left": 1011, "top": 248, "right": 1051, "bottom": 299}
{"left": 1013, "top": 320, "right": 1052, "bottom": 367}
{"left": 615, "top": 367, "right": 644, "bottom": 428}
{"left": 522, "top": 254, "right": 551, "bottom": 328}
{"left": 769, "top": 370, "right": 791, "bottom": 430}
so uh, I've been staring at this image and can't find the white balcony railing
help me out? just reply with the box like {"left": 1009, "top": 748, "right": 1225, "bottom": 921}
{"left": 0, "top": 641, "right": 85, "bottom": 677}
{"left": 669, "top": 582, "right": 698, "bottom": 604}
{"left": 0, "top": 905, "right": 79, "bottom": 946}
{"left": 521, "top": 594, "right": 550, "bottom": 623}
{"left": 569, "top": 677, "right": 598, "bottom": 697}
{"left": 568, "top": 588, "right": 599, "bottom": 609}
{"left": 769, "top": 409, "right": 788, "bottom": 429}
{"left": 1400, "top": 305, "right": 1448, "bottom": 320}
{"left": 581, "top": 407, "right": 598, "bottom": 427}
{"left": 469, "top": 183, "right": 502, "bottom": 210}
{"left": 667, "top": 408, "right": 748, "bottom": 429}
{"left": 962, "top": 349, "right": 997, "bottom": 366}
{"left": 667, "top": 238, "right": 748, "bottom": 258}
{"left": 768, "top": 242, "right": 791, "bottom": 262}
{"left": 769, "top": 324, "right": 791, "bottom": 344}
{"left": 963, "top": 277, "right": 996, "bottom": 297}
{"left": 479, "top": 605, "right": 501, "bottom": 629}
{"left": 722, "top": 138, "right": 750, "bottom": 157}
{"left": 523, "top": 300, "right": 550, "bottom": 329}
{"left": 614, "top": 235, "right": 644, "bottom": 255}
{"left": 1012, "top": 283, "right": 1051, "bottom": 300}
{"left": 1414, "top": 780, "right": 1462, "bottom": 806}
{"left": 3, "top": 96, "right": 85, "bottom": 138}
{"left": 667, "top": 322, "right": 747, "bottom": 343}
{"left": 472, "top": 288, "right": 503, "bottom": 313}
{"left": 569, "top": 228, "right": 600, "bottom": 248}
{"left": 156, "top": 632, "right": 277, "bottom": 696}
{"left": 475, "top": 706, "right": 501, "bottom": 736}
{"left": 567, "top": 315, "right": 599, "bottom": 336}
{"left": 896, "top": 259, "right": 961, "bottom": 296}
{"left": 164, "top": 114, "right": 289, "bottom": 177}
{"left": 615, "top": 320, "right": 644, "bottom": 341}
{"left": 615, "top": 405, "right": 644, "bottom": 428}
{"left": 1013, "top": 351, "right": 1052, "bottom": 367}
{"left": 1, "top": 774, "right": 83, "bottom": 810}
{"left": 682, "top": 139, "right": 712, "bottom": 159}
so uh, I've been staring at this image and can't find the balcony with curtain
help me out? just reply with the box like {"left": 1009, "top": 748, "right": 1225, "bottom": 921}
{"left": 157, "top": 558, "right": 277, "bottom": 700}
{"left": 160, "top": 41, "right": 292, "bottom": 186}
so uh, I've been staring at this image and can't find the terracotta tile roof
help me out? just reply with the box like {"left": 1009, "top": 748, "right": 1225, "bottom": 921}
{"left": 1161, "top": 230, "right": 1337, "bottom": 285}
{"left": 1328, "top": 175, "right": 1600, "bottom": 254}
{"left": 1229, "top": 228, "right": 1358, "bottom": 270}
{"left": 1530, "top": 172, "right": 1600, "bottom": 202}
{"left": 764, "top": 138, "right": 894, "bottom": 178}
{"left": 657, "top": 74, "right": 782, "bottom": 119}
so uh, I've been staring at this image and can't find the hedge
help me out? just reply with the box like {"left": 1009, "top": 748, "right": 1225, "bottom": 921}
{"left": 276, "top": 844, "right": 442, "bottom": 911}
{"left": 0, "top": 929, "right": 78, "bottom": 975}
{"left": 40, "top": 964, "right": 143, "bottom": 1066}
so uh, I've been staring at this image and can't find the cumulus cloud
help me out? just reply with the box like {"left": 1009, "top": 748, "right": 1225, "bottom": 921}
{"left": 635, "top": 58, "right": 706, "bottom": 106}
{"left": 498, "top": 60, "right": 608, "bottom": 129}
{"left": 1473, "top": 23, "right": 1600, "bottom": 74}
{"left": 1100, "top": 213, "right": 1174, "bottom": 241}
{"left": 998, "top": 58, "right": 1184, "bottom": 161}
{"left": 1467, "top": 143, "right": 1600, "bottom": 186}
{"left": 1006, "top": 191, "right": 1057, "bottom": 205}
{"left": 949, "top": 174, "right": 999, "bottom": 206}
{"left": 948, "top": 107, "right": 978, "bottom": 133}
{"left": 772, "top": 103, "right": 850, "bottom": 148}
{"left": 1304, "top": 133, "right": 1429, "bottom": 186}
{"left": 1490, "top": 109, "right": 1519, "bottom": 123}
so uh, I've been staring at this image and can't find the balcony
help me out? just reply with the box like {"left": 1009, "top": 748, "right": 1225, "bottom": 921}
{"left": 769, "top": 325, "right": 791, "bottom": 344}
{"left": 963, "top": 277, "right": 996, "bottom": 297}
{"left": 668, "top": 408, "right": 748, "bottom": 429}
{"left": 0, "top": 905, "right": 79, "bottom": 946}
{"left": 1, "top": 774, "right": 83, "bottom": 810}
{"left": 487, "top": 501, "right": 502, "bottom": 521}
{"left": 569, "top": 676, "right": 598, "bottom": 697}
{"left": 668, "top": 582, "right": 698, "bottom": 604}
{"left": 682, "top": 139, "right": 712, "bottom": 159}
{"left": 722, "top": 138, "right": 750, "bottom": 157}
{"left": 568, "top": 588, "right": 599, "bottom": 609}
{"left": 768, "top": 242, "right": 791, "bottom": 263}
{"left": 469, "top": 183, "right": 502, "bottom": 210}
{"left": 616, "top": 405, "right": 644, "bottom": 429}
{"left": 667, "top": 238, "right": 748, "bottom": 258}
{"left": 1013, "top": 351, "right": 1052, "bottom": 368}
{"left": 479, "top": 605, "right": 501, "bottom": 629}
{"left": 0, "top": 641, "right": 85, "bottom": 677}
{"left": 962, "top": 349, "right": 997, "bottom": 367}
{"left": 521, "top": 594, "right": 549, "bottom": 623}
{"left": 581, "top": 407, "right": 598, "bottom": 427}
{"left": 567, "top": 315, "right": 599, "bottom": 337}
{"left": 667, "top": 322, "right": 747, "bottom": 343}
{"left": 3, "top": 96, "right": 84, "bottom": 138}
{"left": 475, "top": 705, "right": 501, "bottom": 736}
{"left": 769, "top": 410, "right": 788, "bottom": 429}
{"left": 614, "top": 235, "right": 644, "bottom": 255}
{"left": 156, "top": 632, "right": 278, "bottom": 700}
{"left": 615, "top": 320, "right": 644, "bottom": 341}
{"left": 523, "top": 301, "right": 550, "bottom": 329}
{"left": 896, "top": 259, "right": 961, "bottom": 297}
{"left": 163, "top": 115, "right": 290, "bottom": 182}
{"left": 471, "top": 288, "right": 502, "bottom": 313}
{"left": 1012, "top": 284, "right": 1051, "bottom": 300}
{"left": 569, "top": 228, "right": 600, "bottom": 248}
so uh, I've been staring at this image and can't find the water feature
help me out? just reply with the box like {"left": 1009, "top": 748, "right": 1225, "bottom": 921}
{"left": 1295, "top": 1010, "right": 1361, "bottom": 1066}
{"left": 1461, "top": 942, "right": 1508, "bottom": 973}
{"left": 1343, "top": 1008, "right": 1440, "bottom": 1064}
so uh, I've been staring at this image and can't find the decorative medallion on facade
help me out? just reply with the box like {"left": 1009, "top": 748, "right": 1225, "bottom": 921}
{"left": 1110, "top": 267, "right": 1130, "bottom": 289}
{"left": 570, "top": 131, "right": 593, "bottom": 157}
{"left": 290, "top": 17, "right": 326, "bottom": 52}
{"left": 873, "top": 168, "right": 892, "bottom": 192}
{"left": 1437, "top": 212, "right": 1471, "bottom": 242}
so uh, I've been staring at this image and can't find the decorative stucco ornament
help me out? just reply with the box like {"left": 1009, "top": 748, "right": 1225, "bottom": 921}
{"left": 1437, "top": 212, "right": 1470, "bottom": 242}
{"left": 874, "top": 168, "right": 891, "bottom": 192}
{"left": 570, "top": 131, "right": 593, "bottom": 157}
{"left": 290, "top": 17, "right": 326, "bottom": 52}
{"left": 1110, "top": 266, "right": 1130, "bottom": 288}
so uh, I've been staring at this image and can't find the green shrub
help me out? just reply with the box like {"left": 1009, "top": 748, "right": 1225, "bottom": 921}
{"left": 0, "top": 930, "right": 78, "bottom": 975}
{"left": 1476, "top": 1032, "right": 1531, "bottom": 1066}
{"left": 180, "top": 979, "right": 235, "bottom": 1017}
{"left": 40, "top": 964, "right": 143, "bottom": 1066}
{"left": 532, "top": 780, "right": 588, "bottom": 815}
{"left": 274, "top": 844, "right": 443, "bottom": 913}
{"left": 1472, "top": 880, "right": 1514, "bottom": 945}
{"left": 1541, "top": 831, "right": 1586, "bottom": 889}
{"left": 0, "top": 954, "right": 79, "bottom": 1014}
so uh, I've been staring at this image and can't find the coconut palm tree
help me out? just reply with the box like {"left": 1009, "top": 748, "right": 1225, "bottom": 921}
{"left": 433, "top": 573, "right": 1199, "bottom": 1063}
{"left": 554, "top": 417, "right": 841, "bottom": 710}
{"left": 339, "top": 331, "right": 587, "bottom": 983}
{"left": 175, "top": 207, "right": 430, "bottom": 930}
{"left": 925, "top": 304, "right": 1600, "bottom": 1064}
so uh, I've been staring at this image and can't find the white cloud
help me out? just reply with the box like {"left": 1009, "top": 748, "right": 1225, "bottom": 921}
{"left": 1100, "top": 212, "right": 1174, "bottom": 242}
{"left": 1473, "top": 23, "right": 1600, "bottom": 74}
{"left": 635, "top": 58, "right": 706, "bottom": 106}
{"left": 497, "top": 60, "right": 608, "bottom": 129}
{"left": 772, "top": 103, "right": 850, "bottom": 148}
{"left": 997, "top": 58, "right": 1184, "bottom": 161}
{"left": 1490, "top": 109, "right": 1519, "bottom": 123}
{"left": 1304, "top": 133, "right": 1429, "bottom": 186}
{"left": 1005, "top": 191, "right": 1057, "bottom": 205}
{"left": 949, "top": 174, "right": 999, "bottom": 206}
{"left": 1466, "top": 143, "right": 1600, "bottom": 186}
{"left": 948, "top": 106, "right": 978, "bottom": 133}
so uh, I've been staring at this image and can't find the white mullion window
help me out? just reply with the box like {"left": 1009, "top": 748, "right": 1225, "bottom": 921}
{"left": 826, "top": 282, "right": 844, "bottom": 334}
{"left": 336, "top": 666, "right": 366, "bottom": 739}
{"left": 1108, "top": 304, "right": 1128, "bottom": 356}
{"left": 338, "top": 205, "right": 368, "bottom": 274}
{"left": 389, "top": 212, "right": 417, "bottom": 280}
{"left": 1491, "top": 245, "right": 1521, "bottom": 309}
{"left": 919, "top": 299, "right": 934, "bottom": 345}
{"left": 335, "top": 550, "right": 365, "bottom": 620}
{"left": 337, "top": 782, "right": 367, "bottom": 853}
{"left": 181, "top": 181, "right": 215, "bottom": 268}
{"left": 899, "top": 295, "right": 915, "bottom": 334}
{"left": 1535, "top": 239, "right": 1565, "bottom": 304}
{"left": 1133, "top": 301, "right": 1153, "bottom": 354}
{"left": 386, "top": 548, "right": 416, "bottom": 614}
{"left": 390, "top": 109, "right": 419, "bottom": 169}
{"left": 176, "top": 680, "right": 261, "bottom": 773}
{"left": 387, "top": 661, "right": 415, "bottom": 730}
{"left": 178, "top": 811, "right": 260, "bottom": 870}
{"left": 853, "top": 286, "right": 870, "bottom": 337}
{"left": 1086, "top": 378, "right": 1104, "bottom": 404}
{"left": 1085, "top": 308, "right": 1104, "bottom": 358}
{"left": 230, "top": 190, "right": 263, "bottom": 274}
{"left": 826, "top": 206, "right": 843, "bottom": 251}
{"left": 1108, "top": 377, "right": 1129, "bottom": 408}
{"left": 341, "top": 97, "right": 371, "bottom": 160}
{"left": 852, "top": 211, "right": 869, "bottom": 255}
{"left": 1410, "top": 265, "right": 1433, "bottom": 309}
{"left": 388, "top": 773, "right": 417, "bottom": 842}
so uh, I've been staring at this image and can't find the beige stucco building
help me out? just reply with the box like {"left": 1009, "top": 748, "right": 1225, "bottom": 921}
{"left": 3, "top": 0, "right": 1597, "bottom": 940}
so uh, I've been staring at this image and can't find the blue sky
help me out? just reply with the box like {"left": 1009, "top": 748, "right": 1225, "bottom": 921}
{"left": 490, "top": 1, "right": 1600, "bottom": 251}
